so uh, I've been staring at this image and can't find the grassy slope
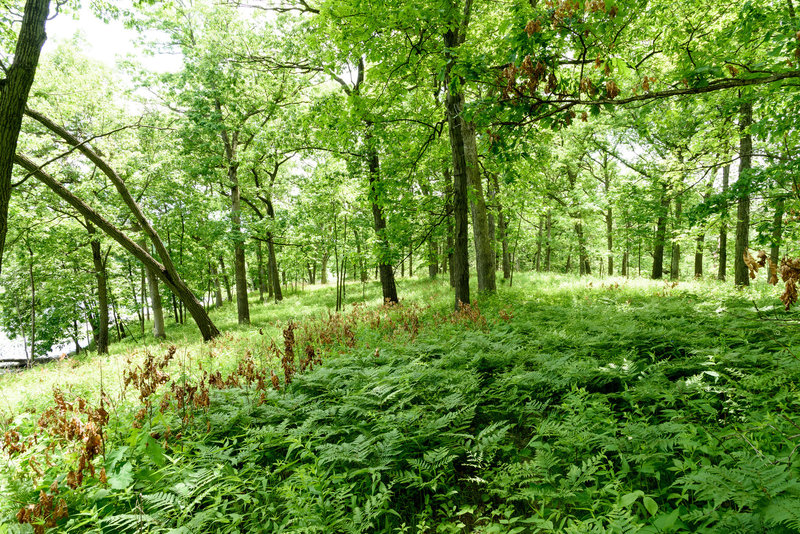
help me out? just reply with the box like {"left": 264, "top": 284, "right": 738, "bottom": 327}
{"left": 1, "top": 274, "right": 800, "bottom": 533}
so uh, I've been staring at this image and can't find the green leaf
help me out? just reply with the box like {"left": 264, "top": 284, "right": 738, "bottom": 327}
{"left": 620, "top": 490, "right": 644, "bottom": 507}
{"left": 146, "top": 436, "right": 166, "bottom": 467}
{"left": 109, "top": 462, "right": 135, "bottom": 490}
{"left": 643, "top": 496, "right": 658, "bottom": 516}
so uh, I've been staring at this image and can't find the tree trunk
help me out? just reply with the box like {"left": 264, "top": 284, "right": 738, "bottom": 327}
{"left": 354, "top": 229, "right": 367, "bottom": 282}
{"left": 210, "top": 260, "right": 224, "bottom": 307}
{"left": 126, "top": 258, "right": 144, "bottom": 336}
{"left": 486, "top": 174, "right": 497, "bottom": 268}
{"left": 445, "top": 168, "right": 456, "bottom": 288}
{"left": 545, "top": 209, "right": 552, "bottom": 273}
{"left": 321, "top": 252, "right": 329, "bottom": 285}
{"left": 27, "top": 246, "right": 36, "bottom": 362}
{"left": 213, "top": 99, "right": 249, "bottom": 324}
{"left": 606, "top": 206, "right": 613, "bottom": 276}
{"left": 670, "top": 193, "right": 682, "bottom": 280}
{"left": 771, "top": 195, "right": 785, "bottom": 269}
{"left": 575, "top": 220, "right": 591, "bottom": 275}
{"left": 138, "top": 236, "right": 165, "bottom": 339}
{"left": 463, "top": 121, "right": 496, "bottom": 291}
{"left": 718, "top": 165, "right": 730, "bottom": 280}
{"left": 694, "top": 233, "right": 705, "bottom": 278}
{"left": 87, "top": 222, "right": 109, "bottom": 354}
{"left": 734, "top": 100, "right": 753, "bottom": 287}
{"left": 0, "top": 0, "right": 50, "bottom": 273}
{"left": 652, "top": 184, "right": 669, "bottom": 279}
{"left": 256, "top": 241, "right": 267, "bottom": 303}
{"left": 265, "top": 198, "right": 283, "bottom": 302}
{"left": 428, "top": 236, "right": 438, "bottom": 279}
{"left": 491, "top": 171, "right": 511, "bottom": 279}
{"left": 231, "top": 180, "right": 250, "bottom": 323}
{"left": 219, "top": 255, "right": 233, "bottom": 302}
{"left": 15, "top": 153, "right": 219, "bottom": 340}
{"left": 444, "top": 70, "right": 471, "bottom": 308}
{"left": 535, "top": 216, "right": 543, "bottom": 272}
{"left": 366, "top": 123, "right": 399, "bottom": 304}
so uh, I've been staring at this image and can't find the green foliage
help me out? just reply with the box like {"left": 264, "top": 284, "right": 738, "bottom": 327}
{"left": 2, "top": 275, "right": 800, "bottom": 533}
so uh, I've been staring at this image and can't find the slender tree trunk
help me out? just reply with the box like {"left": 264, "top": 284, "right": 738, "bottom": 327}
{"left": 321, "top": 252, "right": 329, "bottom": 285}
{"left": 256, "top": 241, "right": 267, "bottom": 303}
{"left": 354, "top": 229, "right": 367, "bottom": 282}
{"left": 445, "top": 168, "right": 456, "bottom": 288}
{"left": 718, "top": 165, "right": 730, "bottom": 280}
{"left": 219, "top": 255, "right": 233, "bottom": 302}
{"left": 0, "top": 0, "right": 50, "bottom": 273}
{"left": 771, "top": 195, "right": 785, "bottom": 268}
{"left": 575, "top": 220, "right": 591, "bottom": 275}
{"left": 463, "top": 121, "right": 496, "bottom": 291}
{"left": 87, "top": 223, "right": 109, "bottom": 354}
{"left": 606, "top": 206, "right": 613, "bottom": 276}
{"left": 545, "top": 209, "right": 552, "bottom": 273}
{"left": 535, "top": 216, "right": 543, "bottom": 271}
{"left": 138, "top": 236, "right": 165, "bottom": 339}
{"left": 652, "top": 184, "right": 669, "bottom": 279}
{"left": 487, "top": 174, "right": 497, "bottom": 268}
{"left": 734, "top": 100, "right": 753, "bottom": 287}
{"left": 262, "top": 196, "right": 283, "bottom": 302}
{"left": 142, "top": 267, "right": 149, "bottom": 321}
{"left": 490, "top": 173, "right": 508, "bottom": 275}
{"left": 428, "top": 236, "right": 438, "bottom": 279}
{"left": 670, "top": 193, "right": 682, "bottom": 280}
{"left": 366, "top": 123, "right": 399, "bottom": 303}
{"left": 27, "top": 246, "right": 36, "bottom": 362}
{"left": 694, "top": 233, "right": 705, "bottom": 278}
{"left": 210, "top": 260, "right": 224, "bottom": 307}
{"left": 126, "top": 259, "right": 144, "bottom": 336}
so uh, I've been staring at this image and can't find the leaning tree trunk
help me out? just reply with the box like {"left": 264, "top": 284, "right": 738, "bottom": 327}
{"left": 0, "top": 0, "right": 50, "bottom": 273}
{"left": 24, "top": 109, "right": 218, "bottom": 340}
{"left": 87, "top": 222, "right": 109, "bottom": 354}
{"left": 718, "top": 165, "right": 730, "bottom": 281}
{"left": 734, "top": 100, "right": 753, "bottom": 287}
{"left": 15, "top": 152, "right": 219, "bottom": 340}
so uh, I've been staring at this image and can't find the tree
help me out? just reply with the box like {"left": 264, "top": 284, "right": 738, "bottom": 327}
{"left": 0, "top": 0, "right": 49, "bottom": 272}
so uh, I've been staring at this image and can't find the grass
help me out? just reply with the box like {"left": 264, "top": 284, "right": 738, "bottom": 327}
{"left": 1, "top": 273, "right": 800, "bottom": 533}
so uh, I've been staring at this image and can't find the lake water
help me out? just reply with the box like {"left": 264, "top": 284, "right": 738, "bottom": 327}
{"left": 0, "top": 329, "right": 90, "bottom": 366}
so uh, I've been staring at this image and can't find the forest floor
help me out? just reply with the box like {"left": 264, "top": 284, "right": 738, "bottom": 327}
{"left": 1, "top": 273, "right": 800, "bottom": 533}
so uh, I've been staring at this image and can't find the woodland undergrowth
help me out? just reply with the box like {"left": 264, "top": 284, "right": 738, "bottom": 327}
{"left": 1, "top": 274, "right": 800, "bottom": 533}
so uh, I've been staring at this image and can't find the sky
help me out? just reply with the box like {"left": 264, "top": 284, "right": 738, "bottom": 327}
{"left": 45, "top": 3, "right": 182, "bottom": 73}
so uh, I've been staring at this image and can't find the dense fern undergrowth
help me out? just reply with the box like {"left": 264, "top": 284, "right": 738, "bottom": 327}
{"left": 2, "top": 274, "right": 800, "bottom": 533}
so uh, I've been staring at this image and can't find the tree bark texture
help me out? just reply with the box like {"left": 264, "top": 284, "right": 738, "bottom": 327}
{"left": 87, "top": 222, "right": 109, "bottom": 354}
{"left": 718, "top": 165, "right": 730, "bottom": 280}
{"left": 734, "top": 100, "right": 753, "bottom": 287}
{"left": 0, "top": 0, "right": 50, "bottom": 273}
